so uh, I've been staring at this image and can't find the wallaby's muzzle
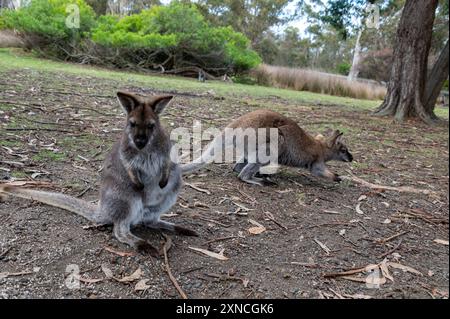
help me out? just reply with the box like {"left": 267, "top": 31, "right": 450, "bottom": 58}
{"left": 134, "top": 136, "right": 148, "bottom": 149}
{"left": 346, "top": 152, "right": 353, "bottom": 162}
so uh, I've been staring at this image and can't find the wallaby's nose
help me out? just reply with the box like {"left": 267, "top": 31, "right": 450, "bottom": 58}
{"left": 348, "top": 153, "right": 353, "bottom": 162}
{"left": 134, "top": 136, "right": 148, "bottom": 149}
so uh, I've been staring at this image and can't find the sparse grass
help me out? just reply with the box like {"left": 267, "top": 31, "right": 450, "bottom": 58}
{"left": 32, "top": 150, "right": 66, "bottom": 162}
{"left": 11, "top": 171, "right": 27, "bottom": 179}
{"left": 252, "top": 64, "right": 387, "bottom": 100}
{"left": 0, "top": 139, "right": 22, "bottom": 147}
{"left": 0, "top": 49, "right": 447, "bottom": 119}
{"left": 0, "top": 48, "right": 381, "bottom": 110}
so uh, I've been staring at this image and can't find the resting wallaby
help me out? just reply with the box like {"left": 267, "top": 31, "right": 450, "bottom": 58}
{"left": 0, "top": 91, "right": 197, "bottom": 256}
{"left": 181, "top": 109, "right": 353, "bottom": 186}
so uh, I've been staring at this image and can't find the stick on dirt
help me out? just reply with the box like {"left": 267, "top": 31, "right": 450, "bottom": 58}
{"left": 163, "top": 236, "right": 188, "bottom": 299}
{"left": 342, "top": 174, "right": 436, "bottom": 196}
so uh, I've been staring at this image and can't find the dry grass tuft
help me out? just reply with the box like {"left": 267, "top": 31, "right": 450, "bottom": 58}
{"left": 251, "top": 64, "right": 386, "bottom": 100}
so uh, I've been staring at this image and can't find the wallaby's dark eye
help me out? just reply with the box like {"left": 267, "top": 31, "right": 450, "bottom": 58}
{"left": 147, "top": 123, "right": 155, "bottom": 129}
{"left": 130, "top": 121, "right": 136, "bottom": 128}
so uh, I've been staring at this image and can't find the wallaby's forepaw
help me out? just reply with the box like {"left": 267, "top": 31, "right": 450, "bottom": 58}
{"left": 334, "top": 174, "right": 342, "bottom": 183}
{"left": 174, "top": 225, "right": 199, "bottom": 237}
{"left": 136, "top": 241, "right": 159, "bottom": 257}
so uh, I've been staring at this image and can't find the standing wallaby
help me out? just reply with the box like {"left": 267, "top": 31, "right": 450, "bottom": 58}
{"left": 181, "top": 109, "right": 353, "bottom": 186}
{"left": 0, "top": 91, "right": 197, "bottom": 256}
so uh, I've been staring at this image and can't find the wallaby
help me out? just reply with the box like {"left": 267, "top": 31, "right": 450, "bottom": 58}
{"left": 0, "top": 91, "right": 197, "bottom": 256}
{"left": 181, "top": 109, "right": 353, "bottom": 186}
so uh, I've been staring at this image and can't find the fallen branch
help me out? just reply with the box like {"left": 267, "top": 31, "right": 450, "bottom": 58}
{"left": 376, "top": 230, "right": 410, "bottom": 244}
{"left": 342, "top": 174, "right": 436, "bottom": 196}
{"left": 378, "top": 239, "right": 403, "bottom": 259}
{"left": 185, "top": 182, "right": 211, "bottom": 195}
{"left": 163, "top": 236, "right": 188, "bottom": 299}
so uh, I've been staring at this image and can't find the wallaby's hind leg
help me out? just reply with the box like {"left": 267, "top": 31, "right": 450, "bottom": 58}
{"left": 144, "top": 219, "right": 198, "bottom": 237}
{"left": 239, "top": 163, "right": 277, "bottom": 186}
{"left": 233, "top": 158, "right": 248, "bottom": 173}
{"left": 113, "top": 221, "right": 159, "bottom": 256}
{"left": 238, "top": 163, "right": 265, "bottom": 186}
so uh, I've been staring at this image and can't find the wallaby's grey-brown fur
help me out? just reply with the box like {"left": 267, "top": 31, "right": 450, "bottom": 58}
{"left": 0, "top": 91, "right": 197, "bottom": 256}
{"left": 181, "top": 109, "right": 353, "bottom": 186}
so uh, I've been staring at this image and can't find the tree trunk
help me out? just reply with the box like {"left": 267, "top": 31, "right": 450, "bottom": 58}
{"left": 374, "top": 0, "right": 439, "bottom": 124}
{"left": 424, "top": 40, "right": 449, "bottom": 113}
{"left": 348, "top": 29, "right": 363, "bottom": 81}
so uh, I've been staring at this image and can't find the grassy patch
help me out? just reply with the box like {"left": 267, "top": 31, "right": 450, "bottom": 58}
{"left": 11, "top": 171, "right": 28, "bottom": 179}
{"left": 0, "top": 48, "right": 447, "bottom": 119}
{"left": 0, "top": 139, "right": 23, "bottom": 147}
{"left": 32, "top": 150, "right": 66, "bottom": 162}
{"left": 0, "top": 48, "right": 381, "bottom": 110}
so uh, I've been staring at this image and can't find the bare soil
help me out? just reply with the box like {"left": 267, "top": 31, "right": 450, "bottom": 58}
{"left": 0, "top": 69, "right": 448, "bottom": 299}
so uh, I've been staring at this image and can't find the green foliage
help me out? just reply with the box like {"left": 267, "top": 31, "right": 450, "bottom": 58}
{"left": 0, "top": 1, "right": 259, "bottom": 75}
{"left": 337, "top": 62, "right": 351, "bottom": 75}
{"left": 0, "top": 0, "right": 96, "bottom": 41}
{"left": 91, "top": 2, "right": 261, "bottom": 73}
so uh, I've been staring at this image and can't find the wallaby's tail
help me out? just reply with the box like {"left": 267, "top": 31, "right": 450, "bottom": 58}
{"left": 181, "top": 134, "right": 224, "bottom": 174}
{"left": 0, "top": 185, "right": 98, "bottom": 222}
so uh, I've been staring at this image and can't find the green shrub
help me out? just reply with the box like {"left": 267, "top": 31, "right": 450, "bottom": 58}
{"left": 1, "top": 1, "right": 260, "bottom": 76}
{"left": 91, "top": 2, "right": 261, "bottom": 74}
{"left": 1, "top": 0, "right": 96, "bottom": 41}
{"left": 337, "top": 62, "right": 351, "bottom": 76}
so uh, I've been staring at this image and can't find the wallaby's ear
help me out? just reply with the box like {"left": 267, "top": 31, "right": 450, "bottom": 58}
{"left": 328, "top": 130, "right": 344, "bottom": 146}
{"left": 152, "top": 95, "right": 173, "bottom": 115}
{"left": 117, "top": 91, "right": 140, "bottom": 114}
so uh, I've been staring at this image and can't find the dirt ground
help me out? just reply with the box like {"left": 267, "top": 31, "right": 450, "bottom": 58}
{"left": 0, "top": 69, "right": 448, "bottom": 299}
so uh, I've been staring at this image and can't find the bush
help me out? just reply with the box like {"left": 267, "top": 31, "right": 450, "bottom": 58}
{"left": 90, "top": 3, "right": 261, "bottom": 75}
{"left": 1, "top": 0, "right": 260, "bottom": 76}
{"left": 337, "top": 62, "right": 351, "bottom": 76}
{"left": 1, "top": 0, "right": 96, "bottom": 41}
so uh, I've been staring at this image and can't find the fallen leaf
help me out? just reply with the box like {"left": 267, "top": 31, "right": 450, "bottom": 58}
{"left": 248, "top": 219, "right": 266, "bottom": 235}
{"left": 101, "top": 264, "right": 113, "bottom": 279}
{"left": 339, "top": 229, "right": 346, "bottom": 236}
{"left": 387, "top": 262, "right": 423, "bottom": 276}
{"left": 433, "top": 239, "right": 449, "bottom": 246}
{"left": 379, "top": 259, "right": 394, "bottom": 282}
{"left": 135, "top": 279, "right": 151, "bottom": 291}
{"left": 103, "top": 246, "right": 136, "bottom": 257}
{"left": 358, "top": 195, "right": 367, "bottom": 201}
{"left": 383, "top": 219, "right": 392, "bottom": 224}
{"left": 355, "top": 202, "right": 365, "bottom": 215}
{"left": 115, "top": 268, "right": 143, "bottom": 283}
{"left": 188, "top": 246, "right": 229, "bottom": 261}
